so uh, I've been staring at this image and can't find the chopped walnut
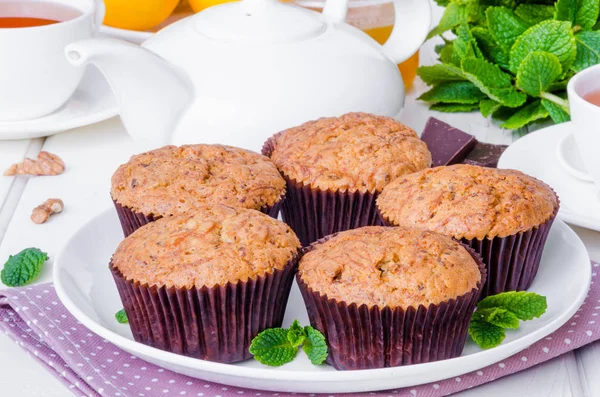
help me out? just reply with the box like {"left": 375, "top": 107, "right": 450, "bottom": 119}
{"left": 31, "top": 198, "right": 64, "bottom": 224}
{"left": 4, "top": 151, "right": 65, "bottom": 176}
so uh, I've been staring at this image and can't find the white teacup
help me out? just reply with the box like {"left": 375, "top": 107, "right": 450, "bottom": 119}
{"left": 567, "top": 64, "right": 600, "bottom": 189}
{"left": 0, "top": 0, "right": 105, "bottom": 121}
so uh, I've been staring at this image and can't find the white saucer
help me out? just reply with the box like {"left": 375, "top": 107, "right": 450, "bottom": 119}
{"left": 498, "top": 121, "right": 600, "bottom": 232}
{"left": 54, "top": 209, "right": 590, "bottom": 393}
{"left": 0, "top": 66, "right": 118, "bottom": 140}
{"left": 556, "top": 132, "right": 594, "bottom": 183}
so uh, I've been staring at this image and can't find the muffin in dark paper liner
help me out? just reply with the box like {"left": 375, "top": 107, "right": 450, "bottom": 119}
{"left": 111, "top": 144, "right": 286, "bottom": 237}
{"left": 262, "top": 113, "right": 431, "bottom": 246}
{"left": 109, "top": 205, "right": 301, "bottom": 363}
{"left": 377, "top": 164, "right": 559, "bottom": 298}
{"left": 296, "top": 227, "right": 486, "bottom": 370}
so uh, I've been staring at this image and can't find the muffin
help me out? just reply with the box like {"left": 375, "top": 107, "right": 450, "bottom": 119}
{"left": 297, "top": 226, "right": 485, "bottom": 370}
{"left": 376, "top": 164, "right": 559, "bottom": 297}
{"left": 111, "top": 144, "right": 286, "bottom": 236}
{"left": 262, "top": 112, "right": 431, "bottom": 246}
{"left": 110, "top": 204, "right": 301, "bottom": 363}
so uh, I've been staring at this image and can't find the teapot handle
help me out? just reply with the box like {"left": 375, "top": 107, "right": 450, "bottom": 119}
{"left": 92, "top": 0, "right": 106, "bottom": 33}
{"left": 383, "top": 0, "right": 431, "bottom": 64}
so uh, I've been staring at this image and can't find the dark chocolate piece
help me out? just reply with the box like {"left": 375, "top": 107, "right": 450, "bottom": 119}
{"left": 421, "top": 117, "right": 478, "bottom": 167}
{"left": 463, "top": 142, "right": 508, "bottom": 168}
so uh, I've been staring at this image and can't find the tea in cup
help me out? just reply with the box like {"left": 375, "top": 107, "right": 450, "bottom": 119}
{"left": 0, "top": 0, "right": 105, "bottom": 121}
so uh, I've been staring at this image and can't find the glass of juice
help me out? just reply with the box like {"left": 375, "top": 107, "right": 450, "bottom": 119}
{"left": 292, "top": 0, "right": 420, "bottom": 90}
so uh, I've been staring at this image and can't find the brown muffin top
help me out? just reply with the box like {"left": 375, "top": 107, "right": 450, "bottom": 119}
{"left": 267, "top": 113, "right": 432, "bottom": 193}
{"left": 377, "top": 164, "right": 558, "bottom": 240}
{"left": 111, "top": 144, "right": 286, "bottom": 217}
{"left": 111, "top": 205, "right": 301, "bottom": 289}
{"left": 298, "top": 227, "right": 481, "bottom": 309}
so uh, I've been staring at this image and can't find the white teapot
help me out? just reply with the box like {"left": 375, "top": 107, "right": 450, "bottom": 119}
{"left": 65, "top": 0, "right": 431, "bottom": 151}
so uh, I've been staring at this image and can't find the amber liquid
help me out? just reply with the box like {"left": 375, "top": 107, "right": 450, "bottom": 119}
{"left": 363, "top": 24, "right": 419, "bottom": 90}
{"left": 0, "top": 17, "right": 59, "bottom": 28}
{"left": 583, "top": 90, "right": 600, "bottom": 107}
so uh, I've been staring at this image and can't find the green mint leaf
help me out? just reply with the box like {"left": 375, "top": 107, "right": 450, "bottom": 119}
{"left": 430, "top": 103, "right": 480, "bottom": 112}
{"left": 476, "top": 307, "right": 520, "bottom": 329}
{"left": 501, "top": 100, "right": 549, "bottom": 129}
{"left": 515, "top": 4, "right": 555, "bottom": 26}
{"left": 454, "top": 23, "right": 483, "bottom": 60}
{"left": 480, "top": 99, "right": 502, "bottom": 117}
{"left": 115, "top": 309, "right": 129, "bottom": 324}
{"left": 469, "top": 317, "right": 506, "bottom": 349}
{"left": 428, "top": 2, "right": 468, "bottom": 39}
{"left": 461, "top": 57, "right": 527, "bottom": 107}
{"left": 472, "top": 27, "right": 511, "bottom": 70}
{"left": 573, "top": 31, "right": 600, "bottom": 72}
{"left": 250, "top": 328, "right": 297, "bottom": 367}
{"left": 440, "top": 43, "right": 463, "bottom": 66}
{"left": 418, "top": 81, "right": 487, "bottom": 104}
{"left": 1, "top": 248, "right": 48, "bottom": 287}
{"left": 509, "top": 20, "right": 577, "bottom": 75}
{"left": 516, "top": 51, "right": 563, "bottom": 97}
{"left": 303, "top": 326, "right": 328, "bottom": 365}
{"left": 554, "top": 0, "right": 599, "bottom": 31}
{"left": 477, "top": 291, "right": 548, "bottom": 321}
{"left": 467, "top": 3, "right": 487, "bottom": 25}
{"left": 492, "top": 105, "right": 519, "bottom": 121}
{"left": 417, "top": 64, "right": 466, "bottom": 85}
{"left": 287, "top": 320, "right": 307, "bottom": 348}
{"left": 434, "top": 0, "right": 450, "bottom": 6}
{"left": 542, "top": 98, "right": 571, "bottom": 123}
{"left": 486, "top": 7, "right": 529, "bottom": 49}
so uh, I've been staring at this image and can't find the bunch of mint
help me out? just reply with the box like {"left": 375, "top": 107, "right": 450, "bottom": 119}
{"left": 469, "top": 291, "right": 547, "bottom": 348}
{"left": 418, "top": 0, "right": 600, "bottom": 130}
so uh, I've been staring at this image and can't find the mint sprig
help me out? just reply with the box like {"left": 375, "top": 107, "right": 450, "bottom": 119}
{"left": 1, "top": 248, "right": 48, "bottom": 287}
{"left": 249, "top": 320, "right": 328, "bottom": 367}
{"left": 469, "top": 291, "right": 548, "bottom": 349}
{"left": 115, "top": 308, "right": 129, "bottom": 324}
{"left": 419, "top": 0, "right": 600, "bottom": 130}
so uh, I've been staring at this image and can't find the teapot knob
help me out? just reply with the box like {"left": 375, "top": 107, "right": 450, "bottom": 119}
{"left": 322, "top": 0, "right": 349, "bottom": 23}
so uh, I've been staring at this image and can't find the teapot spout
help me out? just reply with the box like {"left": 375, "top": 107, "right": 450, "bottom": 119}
{"left": 65, "top": 38, "right": 192, "bottom": 151}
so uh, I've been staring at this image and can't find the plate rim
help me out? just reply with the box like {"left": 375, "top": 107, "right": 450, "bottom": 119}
{"left": 498, "top": 121, "right": 600, "bottom": 233}
{"left": 53, "top": 208, "right": 592, "bottom": 390}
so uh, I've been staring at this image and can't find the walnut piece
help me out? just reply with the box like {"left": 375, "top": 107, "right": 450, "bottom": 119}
{"left": 4, "top": 151, "right": 65, "bottom": 176}
{"left": 31, "top": 198, "right": 64, "bottom": 224}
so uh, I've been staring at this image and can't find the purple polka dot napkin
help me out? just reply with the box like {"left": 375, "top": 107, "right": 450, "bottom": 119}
{"left": 1, "top": 263, "right": 599, "bottom": 397}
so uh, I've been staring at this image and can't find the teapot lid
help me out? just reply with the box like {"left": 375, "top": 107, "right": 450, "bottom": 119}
{"left": 193, "top": 0, "right": 327, "bottom": 43}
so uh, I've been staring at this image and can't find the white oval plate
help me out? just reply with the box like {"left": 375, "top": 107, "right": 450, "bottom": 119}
{"left": 498, "top": 122, "right": 600, "bottom": 232}
{"left": 0, "top": 66, "right": 118, "bottom": 140}
{"left": 54, "top": 209, "right": 590, "bottom": 393}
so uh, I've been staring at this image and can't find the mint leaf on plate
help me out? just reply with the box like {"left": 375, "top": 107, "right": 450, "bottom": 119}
{"left": 516, "top": 51, "right": 563, "bottom": 97}
{"left": 477, "top": 307, "right": 520, "bottom": 329}
{"left": 573, "top": 31, "right": 600, "bottom": 72}
{"left": 509, "top": 20, "right": 577, "bottom": 75}
{"left": 287, "top": 320, "right": 306, "bottom": 348}
{"left": 115, "top": 309, "right": 129, "bottom": 324}
{"left": 469, "top": 317, "right": 506, "bottom": 349}
{"left": 514, "top": 4, "right": 554, "bottom": 26}
{"left": 249, "top": 328, "right": 297, "bottom": 367}
{"left": 486, "top": 7, "right": 529, "bottom": 49}
{"left": 461, "top": 57, "right": 527, "bottom": 107}
{"left": 478, "top": 291, "right": 548, "bottom": 321}
{"left": 501, "top": 100, "right": 549, "bottom": 129}
{"left": 1, "top": 248, "right": 48, "bottom": 287}
{"left": 417, "top": 64, "right": 466, "bottom": 85}
{"left": 418, "top": 81, "right": 487, "bottom": 104}
{"left": 303, "top": 326, "right": 328, "bottom": 365}
{"left": 554, "top": 0, "right": 600, "bottom": 31}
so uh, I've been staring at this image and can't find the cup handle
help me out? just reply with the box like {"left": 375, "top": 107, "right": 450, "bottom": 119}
{"left": 382, "top": 0, "right": 431, "bottom": 64}
{"left": 93, "top": 0, "right": 106, "bottom": 33}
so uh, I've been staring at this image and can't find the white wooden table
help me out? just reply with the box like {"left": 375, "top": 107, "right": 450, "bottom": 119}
{"left": 2, "top": 4, "right": 600, "bottom": 395}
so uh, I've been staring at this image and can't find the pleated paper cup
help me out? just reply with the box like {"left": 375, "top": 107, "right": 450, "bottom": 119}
{"left": 112, "top": 198, "right": 283, "bottom": 238}
{"left": 262, "top": 137, "right": 381, "bottom": 247}
{"left": 110, "top": 253, "right": 298, "bottom": 364}
{"left": 297, "top": 236, "right": 486, "bottom": 370}
{"left": 378, "top": 204, "right": 558, "bottom": 298}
